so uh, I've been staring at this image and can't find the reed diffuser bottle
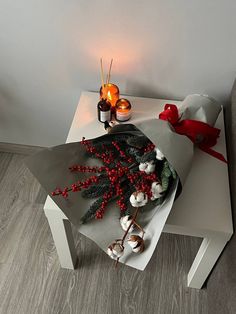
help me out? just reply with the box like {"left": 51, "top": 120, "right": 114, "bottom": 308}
{"left": 97, "top": 99, "right": 112, "bottom": 123}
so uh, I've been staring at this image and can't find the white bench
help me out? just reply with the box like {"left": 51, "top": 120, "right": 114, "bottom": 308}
{"left": 44, "top": 91, "right": 233, "bottom": 289}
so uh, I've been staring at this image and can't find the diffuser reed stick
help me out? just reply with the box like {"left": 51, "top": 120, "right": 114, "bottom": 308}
{"left": 100, "top": 58, "right": 105, "bottom": 90}
{"left": 107, "top": 58, "right": 113, "bottom": 84}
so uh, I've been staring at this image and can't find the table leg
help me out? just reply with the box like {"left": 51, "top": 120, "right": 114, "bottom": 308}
{"left": 44, "top": 208, "right": 77, "bottom": 269}
{"left": 187, "top": 235, "right": 229, "bottom": 289}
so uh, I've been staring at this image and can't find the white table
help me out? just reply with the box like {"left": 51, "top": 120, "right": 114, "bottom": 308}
{"left": 44, "top": 91, "right": 233, "bottom": 289}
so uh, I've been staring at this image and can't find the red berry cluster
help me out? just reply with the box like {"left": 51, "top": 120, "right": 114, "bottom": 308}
{"left": 111, "top": 141, "right": 133, "bottom": 163}
{"left": 102, "top": 167, "right": 129, "bottom": 212}
{"left": 82, "top": 137, "right": 114, "bottom": 164}
{"left": 69, "top": 165, "right": 105, "bottom": 173}
{"left": 127, "top": 172, "right": 140, "bottom": 184}
{"left": 96, "top": 190, "right": 113, "bottom": 219}
{"left": 115, "top": 183, "right": 127, "bottom": 212}
{"left": 144, "top": 143, "right": 155, "bottom": 152}
{"left": 116, "top": 197, "right": 127, "bottom": 212}
{"left": 52, "top": 136, "right": 159, "bottom": 221}
{"left": 52, "top": 176, "right": 99, "bottom": 198}
{"left": 52, "top": 187, "right": 69, "bottom": 198}
{"left": 136, "top": 172, "right": 159, "bottom": 199}
{"left": 105, "top": 166, "right": 128, "bottom": 184}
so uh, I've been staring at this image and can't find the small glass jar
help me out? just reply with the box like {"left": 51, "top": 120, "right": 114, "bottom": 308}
{"left": 115, "top": 98, "right": 132, "bottom": 122}
{"left": 97, "top": 99, "right": 111, "bottom": 123}
{"left": 100, "top": 83, "right": 119, "bottom": 112}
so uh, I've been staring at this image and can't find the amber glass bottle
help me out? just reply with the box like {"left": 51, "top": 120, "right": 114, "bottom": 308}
{"left": 100, "top": 83, "right": 119, "bottom": 113}
{"left": 97, "top": 99, "right": 112, "bottom": 123}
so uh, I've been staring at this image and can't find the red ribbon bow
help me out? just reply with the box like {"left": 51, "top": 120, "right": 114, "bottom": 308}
{"left": 159, "top": 104, "right": 227, "bottom": 163}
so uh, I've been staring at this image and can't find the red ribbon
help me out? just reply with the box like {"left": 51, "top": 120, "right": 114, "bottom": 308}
{"left": 159, "top": 104, "right": 227, "bottom": 163}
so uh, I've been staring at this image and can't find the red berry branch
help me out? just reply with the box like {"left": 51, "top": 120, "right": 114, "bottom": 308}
{"left": 51, "top": 133, "right": 175, "bottom": 224}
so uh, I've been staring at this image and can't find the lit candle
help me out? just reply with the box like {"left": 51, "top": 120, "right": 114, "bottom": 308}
{"left": 115, "top": 98, "right": 132, "bottom": 122}
{"left": 100, "top": 83, "right": 120, "bottom": 110}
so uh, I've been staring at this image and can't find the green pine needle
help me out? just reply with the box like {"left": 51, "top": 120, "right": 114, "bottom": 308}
{"left": 80, "top": 197, "right": 103, "bottom": 224}
{"left": 82, "top": 184, "right": 110, "bottom": 199}
{"left": 161, "top": 175, "right": 169, "bottom": 191}
{"left": 153, "top": 196, "right": 164, "bottom": 206}
{"left": 140, "top": 150, "right": 156, "bottom": 163}
{"left": 127, "top": 135, "right": 151, "bottom": 148}
{"left": 168, "top": 162, "right": 177, "bottom": 179}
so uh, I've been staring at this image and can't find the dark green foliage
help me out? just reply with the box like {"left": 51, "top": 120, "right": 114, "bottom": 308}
{"left": 161, "top": 161, "right": 171, "bottom": 191}
{"left": 80, "top": 197, "right": 104, "bottom": 223}
{"left": 82, "top": 184, "right": 110, "bottom": 198}
{"left": 168, "top": 162, "right": 177, "bottom": 179}
{"left": 92, "top": 134, "right": 135, "bottom": 146}
{"left": 162, "top": 161, "right": 172, "bottom": 178}
{"left": 127, "top": 135, "right": 150, "bottom": 148}
{"left": 154, "top": 196, "right": 165, "bottom": 206}
{"left": 159, "top": 160, "right": 177, "bottom": 193}
{"left": 126, "top": 147, "right": 143, "bottom": 162}
{"left": 123, "top": 186, "right": 135, "bottom": 202}
{"left": 140, "top": 150, "right": 156, "bottom": 163}
{"left": 161, "top": 175, "right": 169, "bottom": 191}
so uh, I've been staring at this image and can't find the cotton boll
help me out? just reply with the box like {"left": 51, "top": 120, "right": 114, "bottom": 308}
{"left": 139, "top": 163, "right": 147, "bottom": 171}
{"left": 129, "top": 194, "right": 136, "bottom": 204}
{"left": 120, "top": 215, "right": 134, "bottom": 232}
{"left": 129, "top": 191, "right": 148, "bottom": 207}
{"left": 132, "top": 246, "right": 142, "bottom": 253}
{"left": 127, "top": 240, "right": 138, "bottom": 249}
{"left": 139, "top": 160, "right": 155, "bottom": 174}
{"left": 112, "top": 245, "right": 124, "bottom": 257}
{"left": 121, "top": 215, "right": 129, "bottom": 224}
{"left": 107, "top": 247, "right": 115, "bottom": 258}
{"left": 127, "top": 235, "right": 145, "bottom": 253}
{"left": 155, "top": 147, "right": 165, "bottom": 160}
{"left": 151, "top": 182, "right": 164, "bottom": 200}
{"left": 107, "top": 242, "right": 124, "bottom": 259}
{"left": 136, "top": 193, "right": 144, "bottom": 202}
{"left": 152, "top": 182, "right": 163, "bottom": 194}
{"left": 145, "top": 160, "right": 155, "bottom": 174}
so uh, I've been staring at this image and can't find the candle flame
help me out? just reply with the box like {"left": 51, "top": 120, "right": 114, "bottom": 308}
{"left": 107, "top": 90, "right": 112, "bottom": 100}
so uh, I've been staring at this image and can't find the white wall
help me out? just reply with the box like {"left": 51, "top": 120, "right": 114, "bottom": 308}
{"left": 0, "top": 0, "right": 236, "bottom": 147}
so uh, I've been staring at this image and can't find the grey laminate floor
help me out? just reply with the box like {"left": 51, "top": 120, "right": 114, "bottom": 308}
{"left": 0, "top": 152, "right": 235, "bottom": 314}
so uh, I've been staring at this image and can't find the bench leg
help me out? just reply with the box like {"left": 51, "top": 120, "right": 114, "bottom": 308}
{"left": 187, "top": 235, "right": 229, "bottom": 289}
{"left": 45, "top": 209, "right": 77, "bottom": 269}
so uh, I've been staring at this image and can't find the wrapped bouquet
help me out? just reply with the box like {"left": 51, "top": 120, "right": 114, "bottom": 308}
{"left": 26, "top": 94, "right": 226, "bottom": 270}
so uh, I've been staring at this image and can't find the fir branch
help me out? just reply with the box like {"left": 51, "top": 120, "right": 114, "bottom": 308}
{"left": 161, "top": 175, "right": 169, "bottom": 191}
{"left": 92, "top": 134, "right": 135, "bottom": 145}
{"left": 126, "top": 135, "right": 151, "bottom": 148}
{"left": 168, "top": 162, "right": 177, "bottom": 179}
{"left": 140, "top": 150, "right": 156, "bottom": 163}
{"left": 80, "top": 197, "right": 103, "bottom": 223}
{"left": 153, "top": 196, "right": 165, "bottom": 206}
{"left": 82, "top": 184, "right": 110, "bottom": 198}
{"left": 162, "top": 161, "right": 172, "bottom": 178}
{"left": 126, "top": 147, "right": 143, "bottom": 162}
{"left": 123, "top": 187, "right": 135, "bottom": 204}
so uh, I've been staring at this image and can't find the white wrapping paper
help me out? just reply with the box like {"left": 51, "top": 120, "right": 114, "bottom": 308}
{"left": 25, "top": 94, "right": 222, "bottom": 270}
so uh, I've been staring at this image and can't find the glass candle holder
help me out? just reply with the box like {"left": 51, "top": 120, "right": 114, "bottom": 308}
{"left": 115, "top": 98, "right": 132, "bottom": 122}
{"left": 100, "top": 83, "right": 120, "bottom": 111}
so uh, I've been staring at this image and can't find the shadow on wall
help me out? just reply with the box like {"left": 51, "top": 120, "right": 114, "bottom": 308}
{"left": 0, "top": 81, "right": 30, "bottom": 139}
{"left": 0, "top": 82, "right": 15, "bottom": 125}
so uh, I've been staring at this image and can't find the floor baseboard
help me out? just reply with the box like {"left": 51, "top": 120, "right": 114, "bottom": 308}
{"left": 0, "top": 142, "right": 45, "bottom": 155}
